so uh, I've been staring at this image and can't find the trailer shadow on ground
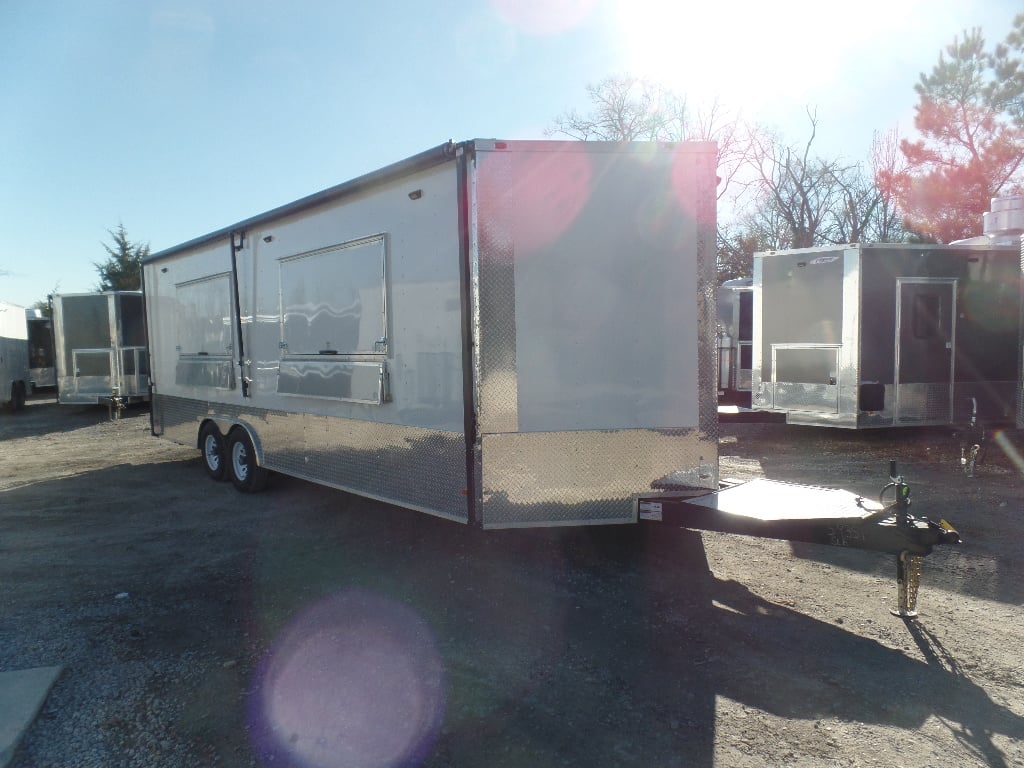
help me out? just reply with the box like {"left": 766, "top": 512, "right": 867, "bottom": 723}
{"left": 4, "top": 457, "right": 1024, "bottom": 767}
{"left": 0, "top": 397, "right": 148, "bottom": 440}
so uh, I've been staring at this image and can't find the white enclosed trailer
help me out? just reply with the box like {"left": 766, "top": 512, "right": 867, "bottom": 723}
{"left": 52, "top": 291, "right": 149, "bottom": 406}
{"left": 144, "top": 139, "right": 961, "bottom": 613}
{"left": 0, "top": 301, "right": 29, "bottom": 411}
{"left": 144, "top": 140, "right": 721, "bottom": 527}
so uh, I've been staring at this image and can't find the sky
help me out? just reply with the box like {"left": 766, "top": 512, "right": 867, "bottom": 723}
{"left": 1, "top": 0, "right": 1020, "bottom": 308}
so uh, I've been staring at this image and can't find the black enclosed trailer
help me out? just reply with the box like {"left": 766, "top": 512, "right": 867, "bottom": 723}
{"left": 716, "top": 277, "right": 753, "bottom": 407}
{"left": 25, "top": 308, "right": 55, "bottom": 390}
{"left": 751, "top": 242, "right": 1021, "bottom": 428}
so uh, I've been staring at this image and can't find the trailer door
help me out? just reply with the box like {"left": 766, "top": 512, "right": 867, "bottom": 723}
{"left": 72, "top": 349, "right": 115, "bottom": 397}
{"left": 895, "top": 279, "right": 955, "bottom": 423}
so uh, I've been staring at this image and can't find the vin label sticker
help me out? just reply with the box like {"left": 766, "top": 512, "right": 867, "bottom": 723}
{"left": 638, "top": 500, "right": 663, "bottom": 521}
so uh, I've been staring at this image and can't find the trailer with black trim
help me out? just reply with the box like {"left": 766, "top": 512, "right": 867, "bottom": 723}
{"left": 716, "top": 277, "right": 753, "bottom": 407}
{"left": 750, "top": 205, "right": 1022, "bottom": 429}
{"left": 26, "top": 307, "right": 56, "bottom": 391}
{"left": 143, "top": 139, "right": 960, "bottom": 615}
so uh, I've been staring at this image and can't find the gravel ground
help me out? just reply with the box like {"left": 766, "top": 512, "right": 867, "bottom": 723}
{"left": 1, "top": 395, "right": 1023, "bottom": 767}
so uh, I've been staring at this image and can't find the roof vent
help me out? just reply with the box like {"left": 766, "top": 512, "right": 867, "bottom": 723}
{"left": 982, "top": 195, "right": 1024, "bottom": 238}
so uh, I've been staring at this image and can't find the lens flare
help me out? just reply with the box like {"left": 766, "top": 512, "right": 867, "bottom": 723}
{"left": 993, "top": 430, "right": 1024, "bottom": 477}
{"left": 490, "top": 0, "right": 596, "bottom": 35}
{"left": 482, "top": 148, "right": 592, "bottom": 256}
{"left": 250, "top": 589, "right": 445, "bottom": 768}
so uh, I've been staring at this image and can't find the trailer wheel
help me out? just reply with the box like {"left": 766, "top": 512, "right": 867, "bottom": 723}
{"left": 199, "top": 422, "right": 227, "bottom": 481}
{"left": 227, "top": 429, "right": 269, "bottom": 493}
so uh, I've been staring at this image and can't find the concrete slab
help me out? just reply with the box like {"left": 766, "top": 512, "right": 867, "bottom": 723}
{"left": 0, "top": 666, "right": 62, "bottom": 768}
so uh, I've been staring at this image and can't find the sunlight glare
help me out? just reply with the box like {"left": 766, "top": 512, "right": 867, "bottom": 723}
{"left": 993, "top": 430, "right": 1024, "bottom": 477}
{"left": 490, "top": 0, "right": 597, "bottom": 35}
{"left": 609, "top": 0, "right": 922, "bottom": 114}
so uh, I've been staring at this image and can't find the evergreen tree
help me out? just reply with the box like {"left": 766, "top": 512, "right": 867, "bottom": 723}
{"left": 95, "top": 223, "right": 149, "bottom": 291}
{"left": 893, "top": 17, "right": 1024, "bottom": 242}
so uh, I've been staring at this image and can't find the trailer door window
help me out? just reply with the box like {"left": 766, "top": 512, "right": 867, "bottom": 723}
{"left": 911, "top": 294, "right": 941, "bottom": 339}
{"left": 118, "top": 294, "right": 147, "bottom": 347}
{"left": 60, "top": 295, "right": 113, "bottom": 373}
{"left": 174, "top": 274, "right": 235, "bottom": 389}
{"left": 278, "top": 235, "right": 387, "bottom": 357}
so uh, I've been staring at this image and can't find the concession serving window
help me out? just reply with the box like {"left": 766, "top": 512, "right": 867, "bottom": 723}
{"left": 174, "top": 273, "right": 236, "bottom": 389}
{"left": 276, "top": 234, "right": 390, "bottom": 404}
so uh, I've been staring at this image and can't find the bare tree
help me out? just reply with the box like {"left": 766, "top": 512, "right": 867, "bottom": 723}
{"left": 746, "top": 111, "right": 851, "bottom": 248}
{"left": 716, "top": 224, "right": 772, "bottom": 282}
{"left": 719, "top": 116, "right": 913, "bottom": 280}
{"left": 547, "top": 75, "right": 755, "bottom": 200}
{"left": 549, "top": 76, "right": 664, "bottom": 141}
{"left": 868, "top": 128, "right": 915, "bottom": 242}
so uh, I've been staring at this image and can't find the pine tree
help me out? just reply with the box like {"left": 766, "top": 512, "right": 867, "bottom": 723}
{"left": 95, "top": 223, "right": 149, "bottom": 291}
{"left": 894, "top": 17, "right": 1024, "bottom": 242}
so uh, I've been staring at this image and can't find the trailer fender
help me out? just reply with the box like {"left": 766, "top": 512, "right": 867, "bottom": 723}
{"left": 197, "top": 417, "right": 265, "bottom": 467}
{"left": 224, "top": 420, "right": 265, "bottom": 467}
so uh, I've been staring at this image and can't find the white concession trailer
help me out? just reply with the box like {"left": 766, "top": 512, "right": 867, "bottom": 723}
{"left": 52, "top": 291, "right": 149, "bottom": 406}
{"left": 144, "top": 140, "right": 721, "bottom": 528}
{"left": 144, "top": 139, "right": 963, "bottom": 613}
{"left": 0, "top": 301, "right": 29, "bottom": 411}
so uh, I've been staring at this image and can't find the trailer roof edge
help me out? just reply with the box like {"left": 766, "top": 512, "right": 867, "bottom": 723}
{"left": 144, "top": 140, "right": 464, "bottom": 264}
{"left": 145, "top": 139, "right": 715, "bottom": 264}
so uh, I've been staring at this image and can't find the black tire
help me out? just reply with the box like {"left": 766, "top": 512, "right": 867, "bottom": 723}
{"left": 199, "top": 422, "right": 227, "bottom": 481}
{"left": 226, "top": 429, "right": 269, "bottom": 493}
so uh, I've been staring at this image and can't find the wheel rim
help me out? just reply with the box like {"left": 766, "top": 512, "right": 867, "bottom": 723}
{"left": 203, "top": 434, "right": 221, "bottom": 471}
{"left": 232, "top": 442, "right": 249, "bottom": 481}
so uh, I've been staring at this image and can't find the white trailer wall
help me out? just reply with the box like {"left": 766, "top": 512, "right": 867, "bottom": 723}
{"left": 148, "top": 158, "right": 470, "bottom": 519}
{"left": 145, "top": 140, "right": 719, "bottom": 528}
{"left": 469, "top": 141, "right": 716, "bottom": 527}
{"left": 0, "top": 301, "right": 29, "bottom": 407}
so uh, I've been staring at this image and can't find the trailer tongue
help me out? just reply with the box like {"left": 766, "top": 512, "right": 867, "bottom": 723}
{"left": 637, "top": 461, "right": 960, "bottom": 618}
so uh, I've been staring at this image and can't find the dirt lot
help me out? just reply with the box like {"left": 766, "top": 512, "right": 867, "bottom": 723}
{"left": 1, "top": 395, "right": 1023, "bottom": 768}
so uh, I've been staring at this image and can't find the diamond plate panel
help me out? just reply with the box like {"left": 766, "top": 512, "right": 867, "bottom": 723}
{"left": 895, "top": 383, "right": 954, "bottom": 424}
{"left": 152, "top": 394, "right": 468, "bottom": 521}
{"left": 692, "top": 147, "right": 721, "bottom": 451}
{"left": 474, "top": 150, "right": 519, "bottom": 434}
{"left": 479, "top": 429, "right": 716, "bottom": 528}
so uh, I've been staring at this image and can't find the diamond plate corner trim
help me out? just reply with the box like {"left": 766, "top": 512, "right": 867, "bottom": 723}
{"left": 479, "top": 429, "right": 718, "bottom": 528}
{"left": 693, "top": 147, "right": 721, "bottom": 447}
{"left": 1019, "top": 236, "right": 1024, "bottom": 429}
{"left": 474, "top": 150, "right": 519, "bottom": 435}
